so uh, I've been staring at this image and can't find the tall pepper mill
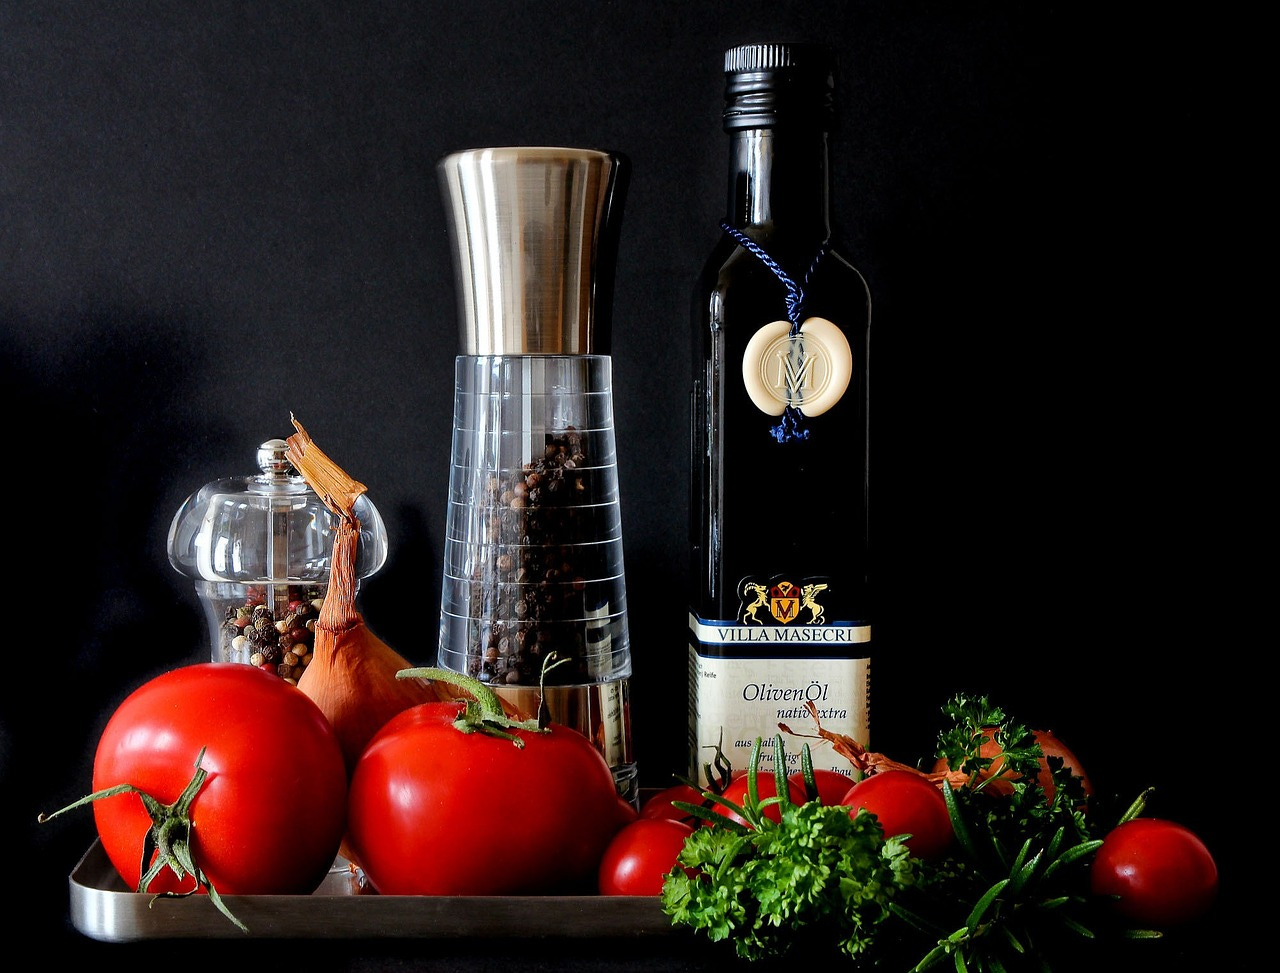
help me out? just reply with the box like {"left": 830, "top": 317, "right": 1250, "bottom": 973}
{"left": 436, "top": 146, "right": 637, "bottom": 806}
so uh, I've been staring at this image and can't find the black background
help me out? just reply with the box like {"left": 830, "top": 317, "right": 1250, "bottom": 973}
{"left": 2, "top": 2, "right": 1257, "bottom": 969}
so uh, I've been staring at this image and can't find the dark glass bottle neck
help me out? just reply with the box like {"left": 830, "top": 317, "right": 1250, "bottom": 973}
{"left": 726, "top": 126, "right": 831, "bottom": 238}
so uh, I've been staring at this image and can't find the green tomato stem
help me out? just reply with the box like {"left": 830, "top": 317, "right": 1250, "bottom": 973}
{"left": 396, "top": 666, "right": 507, "bottom": 718}
{"left": 396, "top": 665, "right": 550, "bottom": 743}
{"left": 37, "top": 747, "right": 250, "bottom": 933}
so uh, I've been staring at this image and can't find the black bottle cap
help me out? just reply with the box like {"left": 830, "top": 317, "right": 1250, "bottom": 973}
{"left": 723, "top": 42, "right": 836, "bottom": 131}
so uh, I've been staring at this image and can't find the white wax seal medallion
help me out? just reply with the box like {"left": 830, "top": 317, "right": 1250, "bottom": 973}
{"left": 741, "top": 316, "right": 852, "bottom": 417}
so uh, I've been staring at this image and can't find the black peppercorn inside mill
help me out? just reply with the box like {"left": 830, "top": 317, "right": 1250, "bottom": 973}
{"left": 466, "top": 427, "right": 610, "bottom": 687}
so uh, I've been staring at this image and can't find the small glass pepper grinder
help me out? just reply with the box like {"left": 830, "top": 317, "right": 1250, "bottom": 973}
{"left": 167, "top": 437, "right": 388, "bottom": 681}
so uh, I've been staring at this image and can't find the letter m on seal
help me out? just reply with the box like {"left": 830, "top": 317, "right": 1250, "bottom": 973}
{"left": 769, "top": 581, "right": 800, "bottom": 624}
{"left": 771, "top": 348, "right": 816, "bottom": 399}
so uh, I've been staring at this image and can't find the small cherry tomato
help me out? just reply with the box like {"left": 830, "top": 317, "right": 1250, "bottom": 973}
{"left": 598, "top": 817, "right": 695, "bottom": 895}
{"left": 714, "top": 773, "right": 806, "bottom": 827}
{"left": 1090, "top": 818, "right": 1218, "bottom": 927}
{"left": 640, "top": 782, "right": 705, "bottom": 822}
{"left": 616, "top": 797, "right": 640, "bottom": 825}
{"left": 788, "top": 767, "right": 857, "bottom": 806}
{"left": 840, "top": 770, "right": 953, "bottom": 860}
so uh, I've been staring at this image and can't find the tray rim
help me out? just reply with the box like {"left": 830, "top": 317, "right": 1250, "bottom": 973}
{"left": 69, "top": 838, "right": 677, "bottom": 943}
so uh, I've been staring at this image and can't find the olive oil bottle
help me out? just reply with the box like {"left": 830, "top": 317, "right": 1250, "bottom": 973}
{"left": 688, "top": 42, "right": 872, "bottom": 780}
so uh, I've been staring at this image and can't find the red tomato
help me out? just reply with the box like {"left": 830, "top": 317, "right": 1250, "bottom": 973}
{"left": 640, "top": 782, "right": 706, "bottom": 822}
{"left": 347, "top": 701, "right": 632, "bottom": 895}
{"left": 1090, "top": 818, "right": 1218, "bottom": 927}
{"left": 787, "top": 767, "right": 857, "bottom": 806}
{"left": 714, "top": 772, "right": 806, "bottom": 827}
{"left": 840, "top": 770, "right": 953, "bottom": 860}
{"left": 598, "top": 818, "right": 695, "bottom": 896}
{"left": 616, "top": 797, "right": 640, "bottom": 825}
{"left": 90, "top": 663, "right": 348, "bottom": 895}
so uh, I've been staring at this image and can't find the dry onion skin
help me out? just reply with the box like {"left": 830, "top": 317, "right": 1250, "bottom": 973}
{"left": 285, "top": 415, "right": 499, "bottom": 779}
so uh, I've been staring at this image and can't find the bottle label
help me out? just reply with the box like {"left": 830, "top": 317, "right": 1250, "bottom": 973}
{"left": 688, "top": 598, "right": 871, "bottom": 780}
{"left": 742, "top": 316, "right": 853, "bottom": 417}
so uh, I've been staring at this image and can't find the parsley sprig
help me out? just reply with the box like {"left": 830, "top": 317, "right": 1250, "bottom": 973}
{"left": 661, "top": 735, "right": 916, "bottom": 962}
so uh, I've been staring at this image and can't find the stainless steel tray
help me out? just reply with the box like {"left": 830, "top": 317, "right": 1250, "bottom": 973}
{"left": 69, "top": 839, "right": 675, "bottom": 942}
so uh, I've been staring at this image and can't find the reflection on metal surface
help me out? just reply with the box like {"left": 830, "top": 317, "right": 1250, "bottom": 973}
{"left": 69, "top": 837, "right": 672, "bottom": 942}
{"left": 438, "top": 146, "right": 627, "bottom": 356}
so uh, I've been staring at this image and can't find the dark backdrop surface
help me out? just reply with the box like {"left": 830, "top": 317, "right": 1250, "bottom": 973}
{"left": 2, "top": 2, "right": 1255, "bottom": 969}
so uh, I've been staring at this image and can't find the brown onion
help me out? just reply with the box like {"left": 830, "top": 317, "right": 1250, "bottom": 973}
{"left": 931, "top": 727, "right": 1092, "bottom": 803}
